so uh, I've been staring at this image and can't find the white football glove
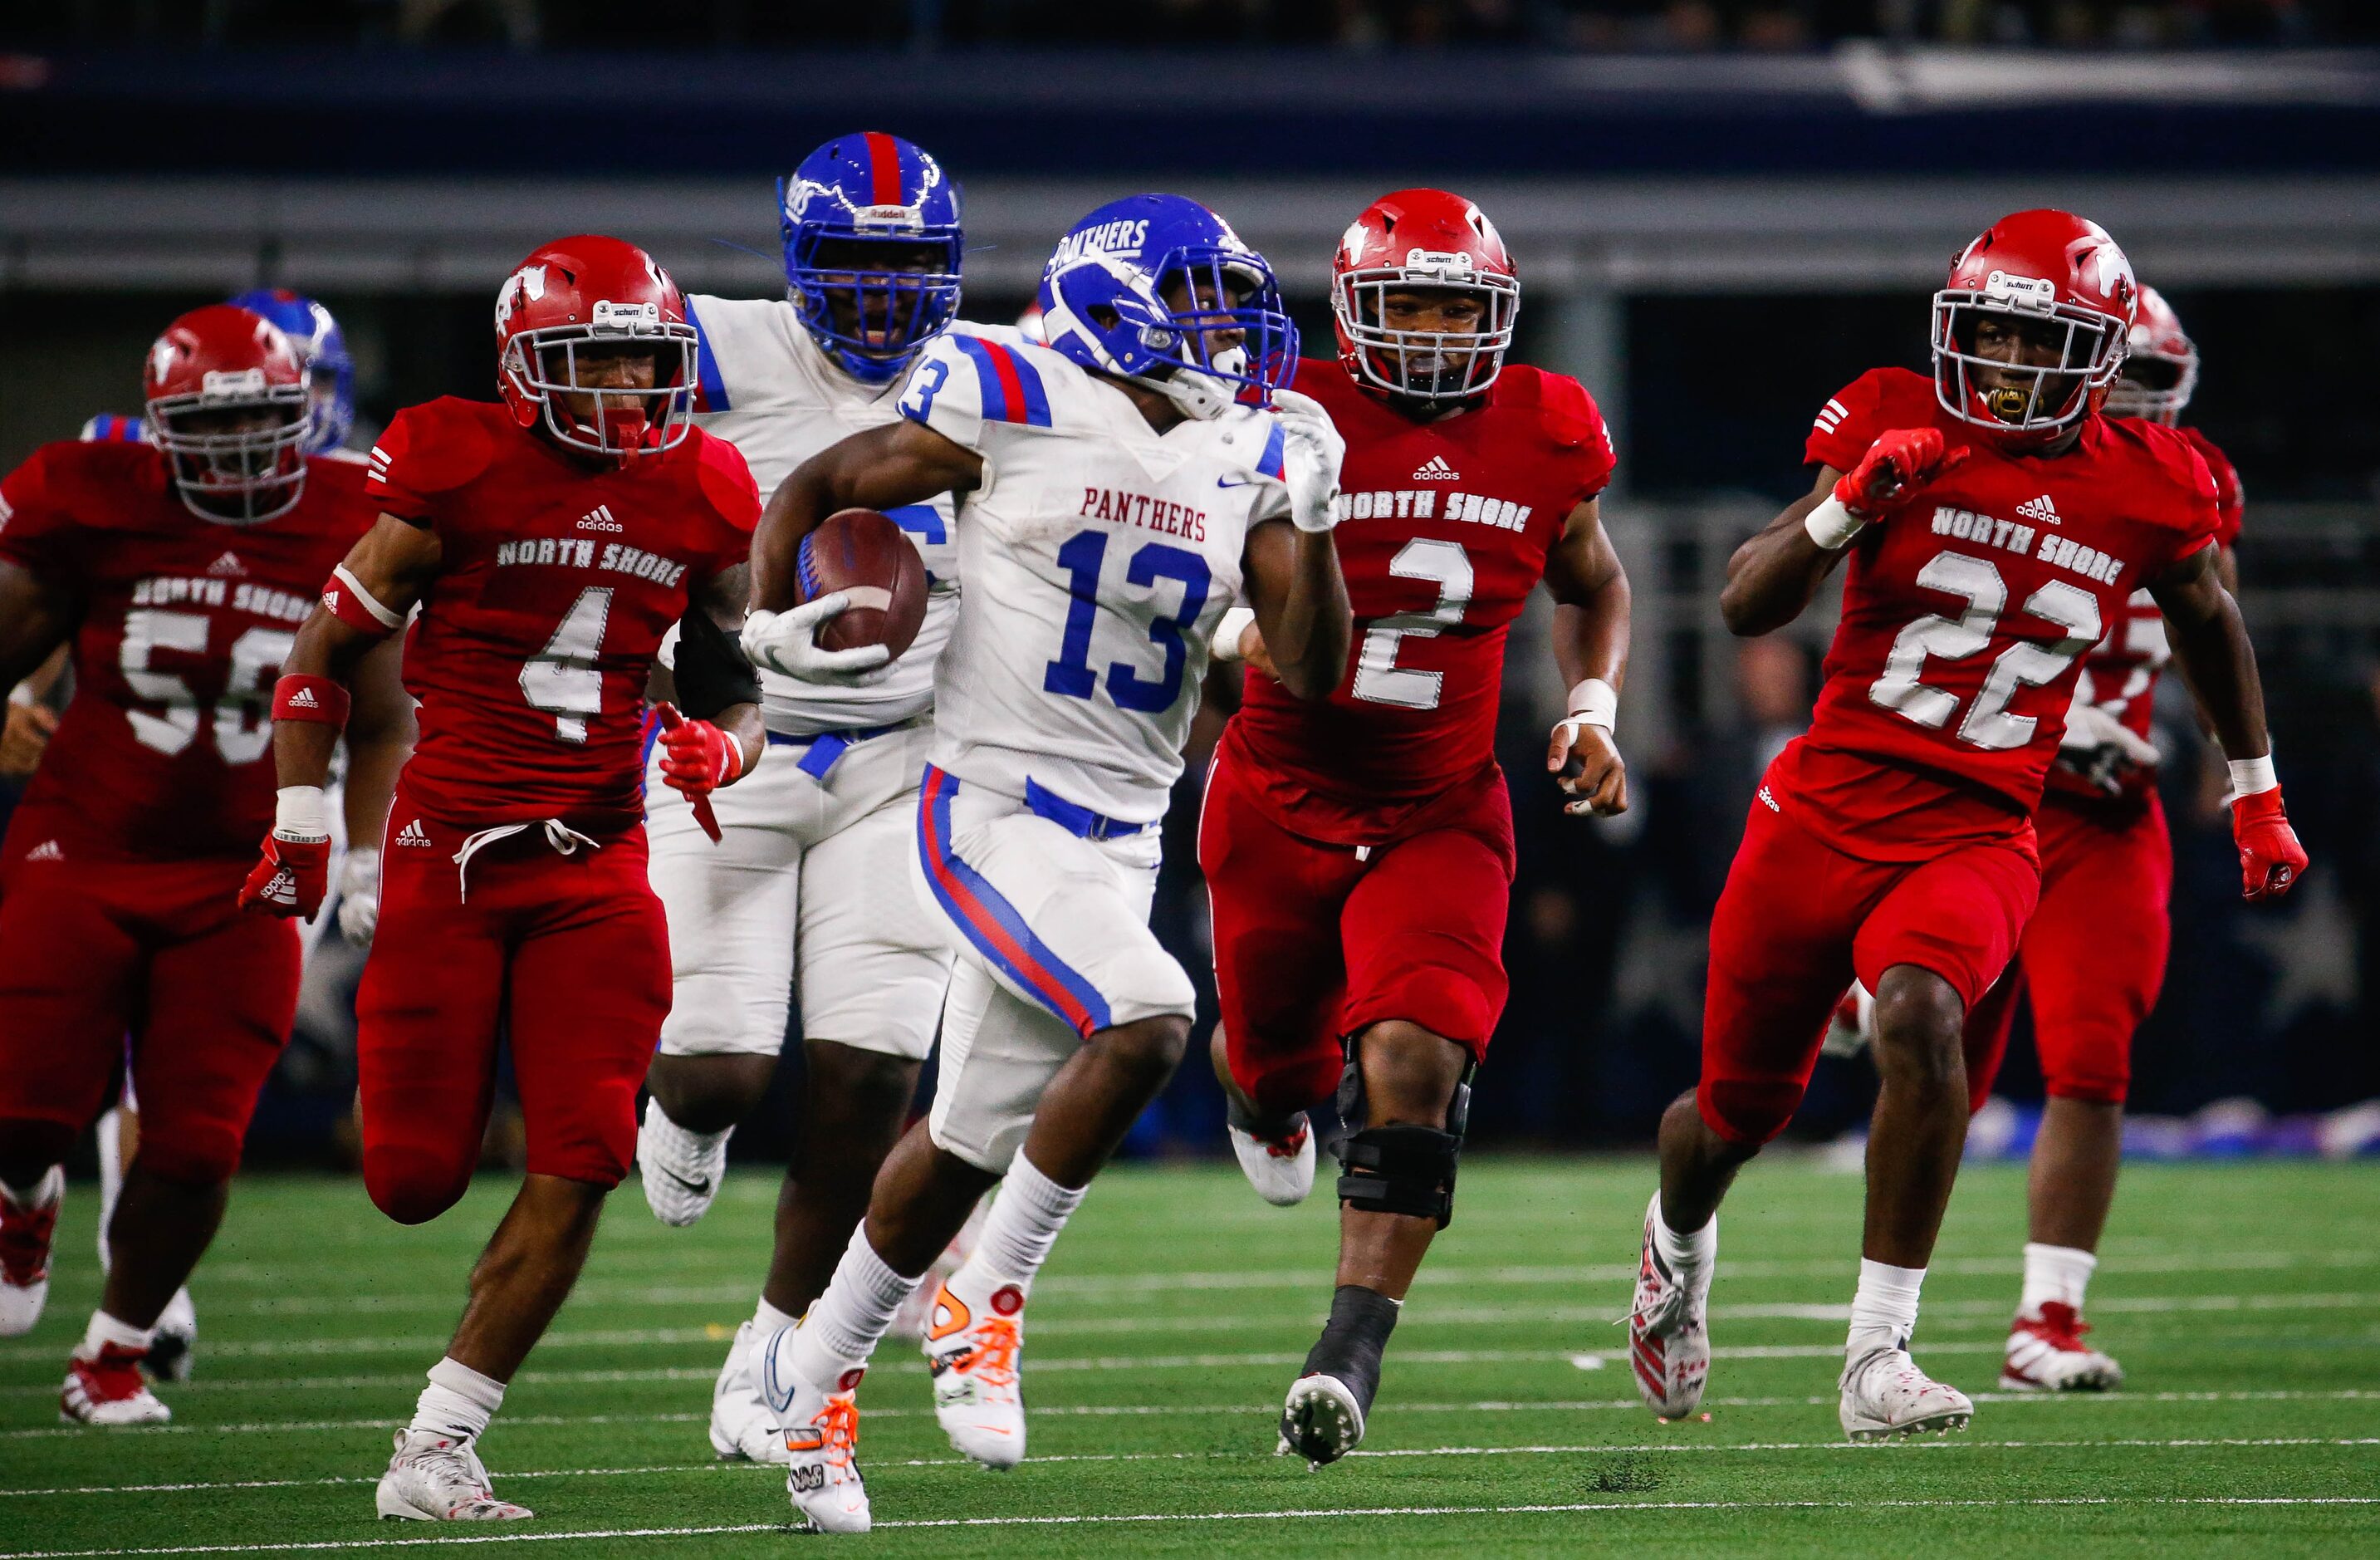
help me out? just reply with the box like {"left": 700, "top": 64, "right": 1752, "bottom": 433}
{"left": 1271, "top": 389, "right": 1345, "bottom": 534}
{"left": 740, "top": 594, "right": 893, "bottom": 687}
{"left": 335, "top": 846, "right": 381, "bottom": 949}
{"left": 2060, "top": 701, "right": 2161, "bottom": 766}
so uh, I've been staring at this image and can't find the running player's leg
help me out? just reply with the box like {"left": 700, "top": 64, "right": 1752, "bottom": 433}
{"left": 639, "top": 746, "right": 804, "bottom": 1225}
{"left": 1281, "top": 819, "right": 1508, "bottom": 1465}
{"left": 2005, "top": 800, "right": 2168, "bottom": 1391}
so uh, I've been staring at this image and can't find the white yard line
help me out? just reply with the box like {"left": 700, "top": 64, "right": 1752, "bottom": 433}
{"left": 5, "top": 1494, "right": 2378, "bottom": 1556}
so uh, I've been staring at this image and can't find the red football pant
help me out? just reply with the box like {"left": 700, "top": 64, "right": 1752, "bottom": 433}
{"left": 356, "top": 797, "right": 670, "bottom": 1224}
{"left": 1698, "top": 789, "right": 2039, "bottom": 1146}
{"left": 1962, "top": 792, "right": 2172, "bottom": 1109}
{"left": 0, "top": 853, "right": 297, "bottom": 1184}
{"left": 1198, "top": 746, "right": 1514, "bottom": 1119}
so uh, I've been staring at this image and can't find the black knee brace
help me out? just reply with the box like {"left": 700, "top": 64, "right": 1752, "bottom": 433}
{"left": 1330, "top": 1038, "right": 1472, "bottom": 1229}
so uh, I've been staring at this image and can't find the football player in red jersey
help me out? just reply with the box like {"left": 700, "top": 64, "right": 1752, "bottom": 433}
{"left": 1628, "top": 210, "right": 2305, "bottom": 1441}
{"left": 0, "top": 305, "right": 406, "bottom": 1424}
{"left": 1952, "top": 284, "right": 2250, "bottom": 1392}
{"left": 1200, "top": 189, "right": 1632, "bottom": 1464}
{"left": 242, "top": 236, "right": 766, "bottom": 1521}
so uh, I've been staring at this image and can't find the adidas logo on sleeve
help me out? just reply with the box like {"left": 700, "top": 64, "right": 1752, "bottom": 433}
{"left": 2016, "top": 494, "right": 2061, "bottom": 525}
{"left": 23, "top": 840, "right": 63, "bottom": 863}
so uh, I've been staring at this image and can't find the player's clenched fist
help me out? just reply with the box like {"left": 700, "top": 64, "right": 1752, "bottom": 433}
{"left": 238, "top": 785, "right": 334, "bottom": 920}
{"left": 1547, "top": 678, "right": 1628, "bottom": 817}
{"left": 2232, "top": 785, "right": 2309, "bottom": 903}
{"left": 654, "top": 701, "right": 743, "bottom": 797}
{"left": 1836, "top": 428, "right": 1970, "bottom": 518}
{"left": 1272, "top": 389, "right": 1346, "bottom": 533}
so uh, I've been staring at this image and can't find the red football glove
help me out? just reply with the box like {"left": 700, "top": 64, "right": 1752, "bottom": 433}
{"left": 2232, "top": 787, "right": 2309, "bottom": 903}
{"left": 238, "top": 831, "right": 331, "bottom": 920}
{"left": 654, "top": 702, "right": 740, "bottom": 843}
{"left": 1836, "top": 428, "right": 1971, "bottom": 518}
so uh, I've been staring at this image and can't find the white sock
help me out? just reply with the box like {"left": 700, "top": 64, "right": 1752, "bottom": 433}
{"left": 752, "top": 1295, "right": 798, "bottom": 1336}
{"left": 80, "top": 1309, "right": 154, "bottom": 1359}
{"left": 964, "top": 1152, "right": 1085, "bottom": 1294}
{"left": 2019, "top": 1242, "right": 2097, "bottom": 1317}
{"left": 782, "top": 1227, "right": 919, "bottom": 1390}
{"left": 1847, "top": 1258, "right": 1927, "bottom": 1357}
{"left": 1651, "top": 1194, "right": 1716, "bottom": 1279}
{"left": 409, "top": 1356, "right": 505, "bottom": 1443}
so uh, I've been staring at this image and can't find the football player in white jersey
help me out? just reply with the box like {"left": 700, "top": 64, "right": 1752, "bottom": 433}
{"left": 737, "top": 194, "right": 1352, "bottom": 1533}
{"left": 633, "top": 133, "right": 1021, "bottom": 1463}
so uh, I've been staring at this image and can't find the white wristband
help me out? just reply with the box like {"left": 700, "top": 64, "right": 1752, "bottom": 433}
{"left": 7, "top": 682, "right": 34, "bottom": 709}
{"left": 274, "top": 785, "right": 331, "bottom": 839}
{"left": 2227, "top": 753, "right": 2278, "bottom": 796}
{"left": 1565, "top": 678, "right": 1618, "bottom": 732}
{"left": 1803, "top": 493, "right": 1867, "bottom": 551}
{"left": 1211, "top": 606, "right": 1258, "bottom": 663}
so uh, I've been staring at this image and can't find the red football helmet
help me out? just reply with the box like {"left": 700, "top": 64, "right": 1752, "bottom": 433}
{"left": 2104, "top": 283, "right": 2198, "bottom": 426}
{"left": 1332, "top": 189, "right": 1519, "bottom": 405}
{"left": 494, "top": 235, "right": 697, "bottom": 459}
{"left": 1932, "top": 208, "right": 2138, "bottom": 447}
{"left": 143, "top": 303, "right": 311, "bottom": 524}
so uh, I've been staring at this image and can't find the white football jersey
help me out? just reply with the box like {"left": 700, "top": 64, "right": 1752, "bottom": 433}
{"left": 685, "top": 296, "right": 1025, "bottom": 735}
{"left": 896, "top": 332, "right": 1295, "bottom": 823}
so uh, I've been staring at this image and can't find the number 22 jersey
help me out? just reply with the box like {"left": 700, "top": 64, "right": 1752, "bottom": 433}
{"left": 1778, "top": 367, "right": 2220, "bottom": 861}
{"left": 364, "top": 398, "right": 759, "bottom": 830}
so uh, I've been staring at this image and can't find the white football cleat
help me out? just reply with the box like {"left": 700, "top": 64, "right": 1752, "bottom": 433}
{"left": 145, "top": 1288, "right": 198, "bottom": 1382}
{"left": 1227, "top": 1115, "right": 1315, "bottom": 1207}
{"left": 375, "top": 1430, "right": 532, "bottom": 1521}
{"left": 1627, "top": 1195, "right": 1712, "bottom": 1419}
{"left": 2001, "top": 1302, "right": 2123, "bottom": 1392}
{"left": 891, "top": 1197, "right": 987, "bottom": 1342}
{"left": 1839, "top": 1346, "right": 1975, "bottom": 1440}
{"left": 708, "top": 1320, "right": 789, "bottom": 1464}
{"left": 1277, "top": 1371, "right": 1365, "bottom": 1468}
{"left": 758, "top": 1326, "right": 870, "bottom": 1533}
{"left": 0, "top": 1165, "right": 63, "bottom": 1337}
{"left": 637, "top": 1099, "right": 730, "bottom": 1228}
{"left": 923, "top": 1278, "right": 1026, "bottom": 1469}
{"left": 60, "top": 1342, "right": 170, "bottom": 1426}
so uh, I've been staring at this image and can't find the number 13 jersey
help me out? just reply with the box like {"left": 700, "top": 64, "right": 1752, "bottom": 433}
{"left": 1780, "top": 366, "right": 2219, "bottom": 861}
{"left": 364, "top": 397, "right": 759, "bottom": 830}
{"left": 1226, "top": 356, "right": 1615, "bottom": 845}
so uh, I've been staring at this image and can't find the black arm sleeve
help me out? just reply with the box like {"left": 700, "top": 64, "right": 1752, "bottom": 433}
{"left": 672, "top": 606, "right": 762, "bottom": 719}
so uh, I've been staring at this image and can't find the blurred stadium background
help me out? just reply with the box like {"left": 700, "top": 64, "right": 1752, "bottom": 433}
{"left": 3, "top": 0, "right": 2376, "bottom": 1173}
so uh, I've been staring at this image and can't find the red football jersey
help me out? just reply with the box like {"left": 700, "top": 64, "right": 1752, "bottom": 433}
{"left": 2043, "top": 421, "right": 2244, "bottom": 807}
{"left": 364, "top": 399, "right": 758, "bottom": 830}
{"left": 1776, "top": 367, "right": 2220, "bottom": 861}
{"left": 0, "top": 442, "right": 375, "bottom": 863}
{"left": 1223, "top": 357, "right": 1615, "bottom": 844}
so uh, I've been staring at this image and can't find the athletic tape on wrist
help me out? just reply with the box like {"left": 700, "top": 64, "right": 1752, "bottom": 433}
{"left": 2228, "top": 753, "right": 2279, "bottom": 796}
{"left": 273, "top": 785, "right": 331, "bottom": 838}
{"left": 1565, "top": 678, "right": 1618, "bottom": 732}
{"left": 1211, "top": 606, "right": 1258, "bottom": 663}
{"left": 1804, "top": 493, "right": 1867, "bottom": 551}
{"left": 272, "top": 673, "right": 350, "bottom": 728}
{"left": 322, "top": 565, "right": 402, "bottom": 638}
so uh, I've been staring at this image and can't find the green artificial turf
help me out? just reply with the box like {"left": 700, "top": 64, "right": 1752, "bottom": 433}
{"left": 3, "top": 1158, "right": 2377, "bottom": 1557}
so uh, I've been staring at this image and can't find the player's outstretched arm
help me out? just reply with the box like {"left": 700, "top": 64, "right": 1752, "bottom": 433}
{"left": 1543, "top": 497, "right": 1633, "bottom": 816}
{"left": 2148, "top": 543, "right": 2306, "bottom": 901}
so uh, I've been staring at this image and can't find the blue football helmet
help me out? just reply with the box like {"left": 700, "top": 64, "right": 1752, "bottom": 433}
{"left": 1036, "top": 194, "right": 1296, "bottom": 420}
{"left": 228, "top": 288, "right": 355, "bottom": 454}
{"left": 780, "top": 132, "right": 964, "bottom": 383}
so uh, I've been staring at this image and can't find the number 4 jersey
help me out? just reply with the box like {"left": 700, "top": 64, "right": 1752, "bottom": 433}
{"left": 1779, "top": 366, "right": 2221, "bottom": 861}
{"left": 364, "top": 397, "right": 759, "bottom": 829}
{"left": 1224, "top": 356, "right": 1616, "bottom": 844}
{"left": 0, "top": 439, "right": 376, "bottom": 864}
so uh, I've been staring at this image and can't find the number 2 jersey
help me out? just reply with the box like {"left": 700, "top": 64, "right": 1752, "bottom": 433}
{"left": 1224, "top": 356, "right": 1616, "bottom": 845}
{"left": 0, "top": 439, "right": 376, "bottom": 864}
{"left": 364, "top": 398, "right": 759, "bottom": 830}
{"left": 1780, "top": 367, "right": 2221, "bottom": 861}
{"left": 894, "top": 332, "right": 1295, "bottom": 825}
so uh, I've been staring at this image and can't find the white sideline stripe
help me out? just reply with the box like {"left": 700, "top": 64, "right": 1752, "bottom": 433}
{"left": 6, "top": 1495, "right": 2378, "bottom": 1555}
{"left": 10, "top": 1386, "right": 2380, "bottom": 1440}
{"left": 11, "top": 1436, "right": 2378, "bottom": 1499}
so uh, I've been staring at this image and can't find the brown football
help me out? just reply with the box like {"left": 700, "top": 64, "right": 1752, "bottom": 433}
{"left": 796, "top": 508, "right": 929, "bottom": 659}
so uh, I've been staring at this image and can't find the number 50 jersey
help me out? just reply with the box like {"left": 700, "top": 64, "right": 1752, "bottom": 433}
{"left": 895, "top": 334, "right": 1294, "bottom": 826}
{"left": 365, "top": 397, "right": 759, "bottom": 830}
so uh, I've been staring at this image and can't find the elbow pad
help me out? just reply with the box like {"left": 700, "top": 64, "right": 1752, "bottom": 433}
{"left": 673, "top": 607, "right": 762, "bottom": 719}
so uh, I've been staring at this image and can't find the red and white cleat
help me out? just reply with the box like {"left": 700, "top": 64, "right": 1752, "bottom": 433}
{"left": 1627, "top": 1195, "right": 1711, "bottom": 1420}
{"left": 923, "top": 1278, "right": 1026, "bottom": 1469}
{"left": 61, "top": 1342, "right": 171, "bottom": 1426}
{"left": 375, "top": 1430, "right": 532, "bottom": 1521}
{"left": 1839, "top": 1346, "right": 1974, "bottom": 1440}
{"left": 2001, "top": 1302, "right": 2124, "bottom": 1392}
{"left": 1, "top": 1165, "right": 63, "bottom": 1337}
{"left": 1227, "top": 1114, "right": 1315, "bottom": 1207}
